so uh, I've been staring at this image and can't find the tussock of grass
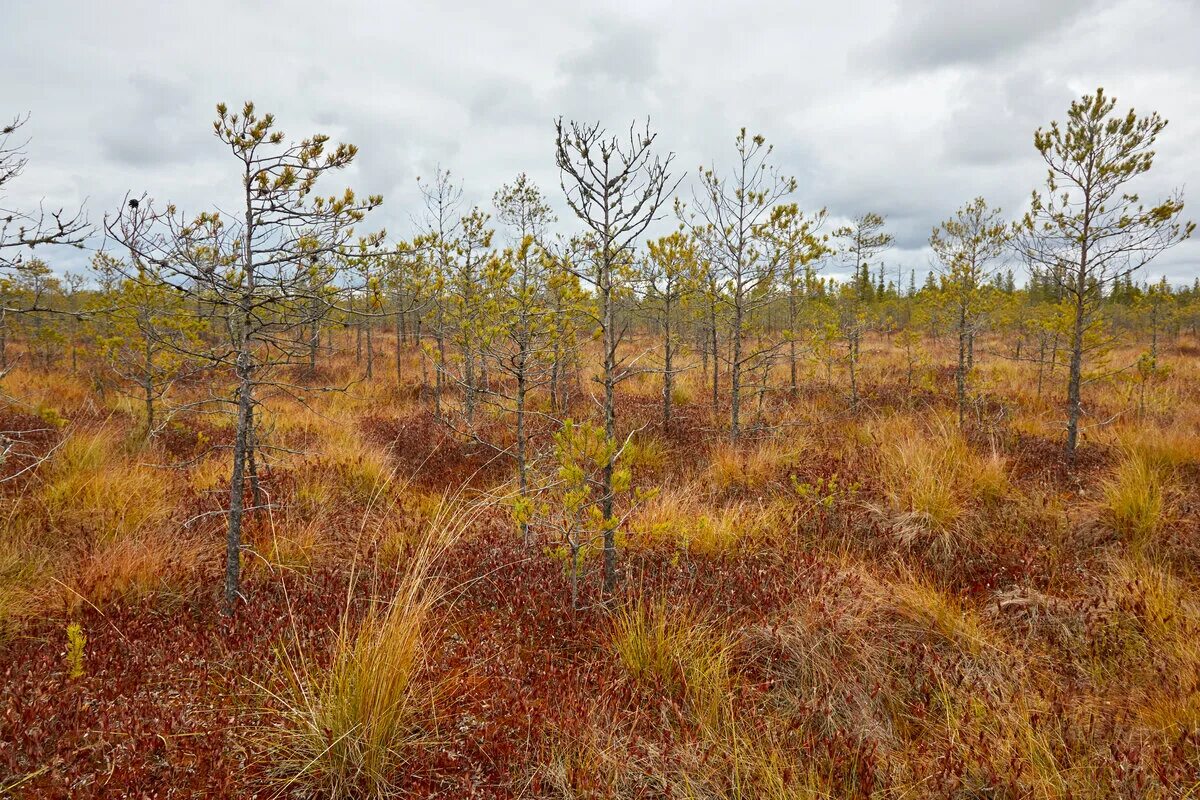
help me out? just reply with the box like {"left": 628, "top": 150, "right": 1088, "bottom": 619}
{"left": 1102, "top": 451, "right": 1171, "bottom": 548}
{"left": 539, "top": 715, "right": 834, "bottom": 800}
{"left": 318, "top": 431, "right": 394, "bottom": 505}
{"left": 70, "top": 529, "right": 203, "bottom": 609}
{"left": 0, "top": 367, "right": 90, "bottom": 415}
{"left": 1093, "top": 556, "right": 1200, "bottom": 736}
{"left": 629, "top": 487, "right": 781, "bottom": 555}
{"left": 188, "top": 455, "right": 229, "bottom": 495}
{"left": 611, "top": 598, "right": 733, "bottom": 729}
{"left": 890, "top": 574, "right": 1001, "bottom": 658}
{"left": 0, "top": 533, "right": 48, "bottom": 642}
{"left": 260, "top": 497, "right": 475, "bottom": 799}
{"left": 259, "top": 507, "right": 328, "bottom": 571}
{"left": 622, "top": 434, "right": 666, "bottom": 472}
{"left": 41, "top": 429, "right": 175, "bottom": 541}
{"left": 1117, "top": 422, "right": 1200, "bottom": 470}
{"left": 873, "top": 415, "right": 1010, "bottom": 537}
{"left": 705, "top": 439, "right": 798, "bottom": 493}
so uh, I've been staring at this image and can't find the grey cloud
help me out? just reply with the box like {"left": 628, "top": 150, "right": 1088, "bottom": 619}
{"left": 940, "top": 71, "right": 1075, "bottom": 167}
{"left": 560, "top": 18, "right": 659, "bottom": 87}
{"left": 467, "top": 79, "right": 544, "bottom": 127}
{"left": 3, "top": 0, "right": 1198, "bottom": 280}
{"left": 871, "top": 0, "right": 1099, "bottom": 71}
{"left": 98, "top": 74, "right": 206, "bottom": 168}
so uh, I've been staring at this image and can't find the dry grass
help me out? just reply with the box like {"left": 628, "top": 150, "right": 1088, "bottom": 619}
{"left": 705, "top": 439, "right": 799, "bottom": 493}
{"left": 872, "top": 415, "right": 1010, "bottom": 537}
{"left": 1117, "top": 422, "right": 1200, "bottom": 470}
{"left": 1101, "top": 451, "right": 1170, "bottom": 549}
{"left": 621, "top": 434, "right": 667, "bottom": 473}
{"left": 319, "top": 430, "right": 395, "bottom": 505}
{"left": 611, "top": 597, "right": 733, "bottom": 729}
{"left": 1102, "top": 556, "right": 1200, "bottom": 738}
{"left": 258, "top": 495, "right": 477, "bottom": 799}
{"left": 0, "top": 367, "right": 92, "bottom": 416}
{"left": 628, "top": 485, "right": 782, "bottom": 555}
{"left": 40, "top": 429, "right": 175, "bottom": 541}
{"left": 69, "top": 528, "right": 203, "bottom": 609}
{"left": 0, "top": 530, "right": 48, "bottom": 641}
{"left": 2, "top": 331, "right": 1198, "bottom": 796}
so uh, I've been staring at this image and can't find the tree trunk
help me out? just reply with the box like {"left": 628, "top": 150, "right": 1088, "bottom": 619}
{"left": 225, "top": 367, "right": 251, "bottom": 615}
{"left": 709, "top": 300, "right": 719, "bottom": 416}
{"left": 247, "top": 401, "right": 262, "bottom": 513}
{"left": 144, "top": 336, "right": 155, "bottom": 435}
{"left": 1065, "top": 218, "right": 1091, "bottom": 467}
{"left": 788, "top": 286, "right": 798, "bottom": 396}
{"left": 1065, "top": 294, "right": 1086, "bottom": 465}
{"left": 365, "top": 318, "right": 374, "bottom": 379}
{"left": 517, "top": 358, "right": 529, "bottom": 545}
{"left": 395, "top": 308, "right": 403, "bottom": 385}
{"left": 601, "top": 262, "right": 617, "bottom": 595}
{"left": 957, "top": 304, "right": 967, "bottom": 428}
{"left": 731, "top": 293, "right": 743, "bottom": 441}
{"left": 662, "top": 294, "right": 673, "bottom": 431}
{"left": 849, "top": 330, "right": 860, "bottom": 408}
{"left": 434, "top": 303, "right": 446, "bottom": 418}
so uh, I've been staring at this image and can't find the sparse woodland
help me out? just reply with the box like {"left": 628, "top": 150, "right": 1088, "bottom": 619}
{"left": 2, "top": 91, "right": 1200, "bottom": 798}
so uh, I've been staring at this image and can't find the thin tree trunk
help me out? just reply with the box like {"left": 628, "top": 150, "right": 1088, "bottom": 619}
{"left": 247, "top": 401, "right": 262, "bottom": 513}
{"left": 662, "top": 294, "right": 673, "bottom": 431}
{"left": 957, "top": 304, "right": 967, "bottom": 427}
{"left": 709, "top": 300, "right": 719, "bottom": 416}
{"left": 365, "top": 318, "right": 374, "bottom": 379}
{"left": 517, "top": 360, "right": 529, "bottom": 545}
{"left": 400, "top": 309, "right": 410, "bottom": 383}
{"left": 225, "top": 366, "right": 252, "bottom": 615}
{"left": 601, "top": 262, "right": 617, "bottom": 595}
{"left": 1065, "top": 218, "right": 1091, "bottom": 467}
{"left": 731, "top": 292, "right": 743, "bottom": 441}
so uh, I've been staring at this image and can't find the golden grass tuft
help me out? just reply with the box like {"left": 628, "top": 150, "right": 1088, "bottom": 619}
{"left": 69, "top": 528, "right": 204, "bottom": 609}
{"left": 0, "top": 532, "right": 49, "bottom": 642}
{"left": 890, "top": 574, "right": 1001, "bottom": 659}
{"left": 41, "top": 429, "right": 175, "bottom": 541}
{"left": 705, "top": 439, "right": 798, "bottom": 493}
{"left": 1116, "top": 422, "right": 1200, "bottom": 470}
{"left": 873, "top": 415, "right": 1010, "bottom": 535}
{"left": 318, "top": 431, "right": 394, "bottom": 505}
{"left": 629, "top": 486, "right": 781, "bottom": 555}
{"left": 0, "top": 367, "right": 91, "bottom": 415}
{"left": 188, "top": 455, "right": 229, "bottom": 495}
{"left": 1101, "top": 451, "right": 1169, "bottom": 548}
{"left": 621, "top": 434, "right": 667, "bottom": 472}
{"left": 611, "top": 597, "right": 733, "bottom": 729}
{"left": 260, "top": 496, "right": 476, "bottom": 799}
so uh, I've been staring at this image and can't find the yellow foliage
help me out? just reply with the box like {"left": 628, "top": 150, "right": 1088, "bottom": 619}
{"left": 65, "top": 621, "right": 86, "bottom": 679}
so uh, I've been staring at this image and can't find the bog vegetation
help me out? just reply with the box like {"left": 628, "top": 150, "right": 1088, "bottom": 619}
{"left": 1, "top": 90, "right": 1199, "bottom": 797}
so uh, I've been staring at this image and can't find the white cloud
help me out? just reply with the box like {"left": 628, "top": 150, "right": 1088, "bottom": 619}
{"left": 3, "top": 0, "right": 1198, "bottom": 281}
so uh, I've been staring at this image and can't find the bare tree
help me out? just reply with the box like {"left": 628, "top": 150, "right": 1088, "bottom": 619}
{"left": 642, "top": 228, "right": 702, "bottom": 431}
{"left": 1, "top": 114, "right": 89, "bottom": 307}
{"left": 686, "top": 130, "right": 796, "bottom": 440}
{"left": 415, "top": 168, "right": 463, "bottom": 419}
{"left": 484, "top": 175, "right": 558, "bottom": 544}
{"left": 763, "top": 204, "right": 829, "bottom": 397}
{"left": 835, "top": 213, "right": 893, "bottom": 407}
{"left": 554, "top": 117, "right": 677, "bottom": 595}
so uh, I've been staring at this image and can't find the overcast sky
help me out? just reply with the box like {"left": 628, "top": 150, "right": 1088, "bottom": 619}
{"left": 5, "top": 0, "right": 1199, "bottom": 282}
